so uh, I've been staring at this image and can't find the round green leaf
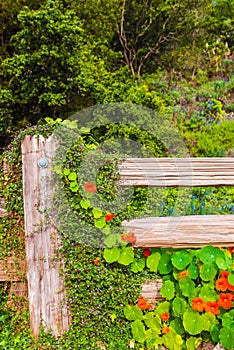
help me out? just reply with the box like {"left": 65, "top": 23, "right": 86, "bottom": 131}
{"left": 131, "top": 320, "right": 146, "bottom": 343}
{"left": 146, "top": 252, "right": 161, "bottom": 272}
{"left": 210, "top": 323, "right": 220, "bottom": 343}
{"left": 101, "top": 226, "right": 111, "bottom": 235}
{"left": 172, "top": 250, "right": 190, "bottom": 270}
{"left": 92, "top": 208, "right": 103, "bottom": 218}
{"left": 199, "top": 285, "right": 217, "bottom": 302}
{"left": 186, "top": 337, "right": 202, "bottom": 350}
{"left": 183, "top": 310, "right": 204, "bottom": 335}
{"left": 179, "top": 277, "right": 195, "bottom": 297}
{"left": 68, "top": 171, "right": 77, "bottom": 181}
{"left": 154, "top": 301, "right": 170, "bottom": 316}
{"left": 201, "top": 312, "right": 216, "bottom": 331}
{"left": 104, "top": 234, "right": 119, "bottom": 248}
{"left": 200, "top": 263, "right": 217, "bottom": 281}
{"left": 124, "top": 305, "right": 143, "bottom": 321}
{"left": 172, "top": 297, "right": 188, "bottom": 317}
{"left": 80, "top": 199, "right": 91, "bottom": 209}
{"left": 103, "top": 248, "right": 120, "bottom": 263}
{"left": 130, "top": 258, "right": 145, "bottom": 273}
{"left": 187, "top": 263, "right": 199, "bottom": 279}
{"left": 160, "top": 280, "right": 175, "bottom": 300}
{"left": 216, "top": 257, "right": 228, "bottom": 270}
{"left": 220, "top": 326, "right": 234, "bottom": 349}
{"left": 63, "top": 168, "right": 70, "bottom": 176}
{"left": 198, "top": 246, "right": 217, "bottom": 264}
{"left": 118, "top": 247, "right": 134, "bottom": 266}
{"left": 94, "top": 217, "right": 106, "bottom": 228}
{"left": 228, "top": 272, "right": 234, "bottom": 286}
{"left": 70, "top": 182, "right": 79, "bottom": 192}
{"left": 158, "top": 253, "right": 173, "bottom": 274}
{"left": 143, "top": 313, "right": 161, "bottom": 333}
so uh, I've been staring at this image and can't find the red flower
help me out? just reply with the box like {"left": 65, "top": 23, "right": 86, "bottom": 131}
{"left": 227, "top": 282, "right": 234, "bottom": 292}
{"left": 137, "top": 296, "right": 152, "bottom": 310}
{"left": 205, "top": 301, "right": 220, "bottom": 315}
{"left": 143, "top": 248, "right": 151, "bottom": 257}
{"left": 105, "top": 213, "right": 116, "bottom": 222}
{"left": 160, "top": 312, "right": 170, "bottom": 322}
{"left": 121, "top": 233, "right": 137, "bottom": 245}
{"left": 84, "top": 182, "right": 97, "bottom": 193}
{"left": 218, "top": 293, "right": 233, "bottom": 309}
{"left": 227, "top": 247, "right": 234, "bottom": 255}
{"left": 216, "top": 277, "right": 228, "bottom": 292}
{"left": 192, "top": 298, "right": 206, "bottom": 312}
{"left": 94, "top": 258, "right": 100, "bottom": 266}
{"left": 178, "top": 270, "right": 189, "bottom": 280}
{"left": 221, "top": 271, "right": 230, "bottom": 278}
{"left": 162, "top": 326, "right": 170, "bottom": 334}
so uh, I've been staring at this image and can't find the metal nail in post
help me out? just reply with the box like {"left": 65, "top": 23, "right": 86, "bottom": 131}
{"left": 37, "top": 157, "right": 48, "bottom": 169}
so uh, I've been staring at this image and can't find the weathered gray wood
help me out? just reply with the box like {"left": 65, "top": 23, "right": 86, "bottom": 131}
{"left": 123, "top": 215, "right": 234, "bottom": 248}
{"left": 0, "top": 257, "right": 26, "bottom": 282}
{"left": 21, "top": 135, "right": 69, "bottom": 338}
{"left": 140, "top": 279, "right": 164, "bottom": 307}
{"left": 119, "top": 158, "right": 234, "bottom": 186}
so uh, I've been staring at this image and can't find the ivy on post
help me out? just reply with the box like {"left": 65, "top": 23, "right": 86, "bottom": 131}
{"left": 21, "top": 135, "right": 69, "bottom": 338}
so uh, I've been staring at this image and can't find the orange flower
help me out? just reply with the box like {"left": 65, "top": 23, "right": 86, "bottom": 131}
{"left": 160, "top": 312, "right": 170, "bottom": 322}
{"left": 178, "top": 270, "right": 189, "bottom": 280}
{"left": 142, "top": 248, "right": 151, "bottom": 257}
{"left": 162, "top": 326, "right": 170, "bottom": 334}
{"left": 192, "top": 298, "right": 206, "bottom": 312}
{"left": 121, "top": 233, "right": 137, "bottom": 245}
{"left": 84, "top": 182, "right": 97, "bottom": 193}
{"left": 218, "top": 293, "right": 233, "bottom": 309}
{"left": 137, "top": 296, "right": 152, "bottom": 310}
{"left": 105, "top": 213, "right": 116, "bottom": 222}
{"left": 216, "top": 277, "right": 228, "bottom": 292}
{"left": 94, "top": 258, "right": 100, "bottom": 266}
{"left": 205, "top": 301, "right": 220, "bottom": 315}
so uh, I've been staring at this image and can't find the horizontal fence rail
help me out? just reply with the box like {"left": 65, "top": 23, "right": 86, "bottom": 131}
{"left": 119, "top": 158, "right": 234, "bottom": 187}
{"left": 123, "top": 215, "right": 234, "bottom": 248}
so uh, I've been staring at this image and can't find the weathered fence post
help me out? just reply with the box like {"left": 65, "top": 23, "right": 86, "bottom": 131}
{"left": 21, "top": 135, "right": 69, "bottom": 338}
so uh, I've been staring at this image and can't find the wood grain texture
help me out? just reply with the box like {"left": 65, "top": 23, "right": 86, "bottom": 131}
{"left": 21, "top": 135, "right": 69, "bottom": 338}
{"left": 119, "top": 158, "right": 234, "bottom": 187}
{"left": 140, "top": 279, "right": 164, "bottom": 307}
{"left": 0, "top": 256, "right": 26, "bottom": 282}
{"left": 123, "top": 215, "right": 234, "bottom": 248}
{"left": 0, "top": 197, "right": 8, "bottom": 217}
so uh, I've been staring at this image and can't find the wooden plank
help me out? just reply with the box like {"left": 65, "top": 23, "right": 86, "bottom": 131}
{"left": 123, "top": 215, "right": 234, "bottom": 248}
{"left": 119, "top": 158, "right": 234, "bottom": 187}
{"left": 0, "top": 257, "right": 26, "bottom": 282}
{"left": 0, "top": 197, "right": 8, "bottom": 217}
{"left": 21, "top": 135, "right": 70, "bottom": 338}
{"left": 140, "top": 279, "right": 164, "bottom": 307}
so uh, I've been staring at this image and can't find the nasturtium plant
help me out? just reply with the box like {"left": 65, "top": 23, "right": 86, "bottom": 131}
{"left": 160, "top": 280, "right": 175, "bottom": 300}
{"left": 146, "top": 252, "right": 161, "bottom": 272}
{"left": 171, "top": 250, "right": 190, "bottom": 270}
{"left": 200, "top": 263, "right": 217, "bottom": 281}
{"left": 118, "top": 247, "right": 134, "bottom": 266}
{"left": 103, "top": 247, "right": 120, "bottom": 263}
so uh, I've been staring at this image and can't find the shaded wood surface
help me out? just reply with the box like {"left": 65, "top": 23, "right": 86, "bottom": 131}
{"left": 123, "top": 215, "right": 234, "bottom": 248}
{"left": 119, "top": 158, "right": 234, "bottom": 187}
{"left": 140, "top": 279, "right": 164, "bottom": 307}
{"left": 0, "top": 256, "right": 26, "bottom": 282}
{"left": 21, "top": 135, "right": 69, "bottom": 338}
{"left": 0, "top": 197, "right": 8, "bottom": 217}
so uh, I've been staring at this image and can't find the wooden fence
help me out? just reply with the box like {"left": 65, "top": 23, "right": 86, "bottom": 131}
{"left": 1, "top": 135, "right": 234, "bottom": 337}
